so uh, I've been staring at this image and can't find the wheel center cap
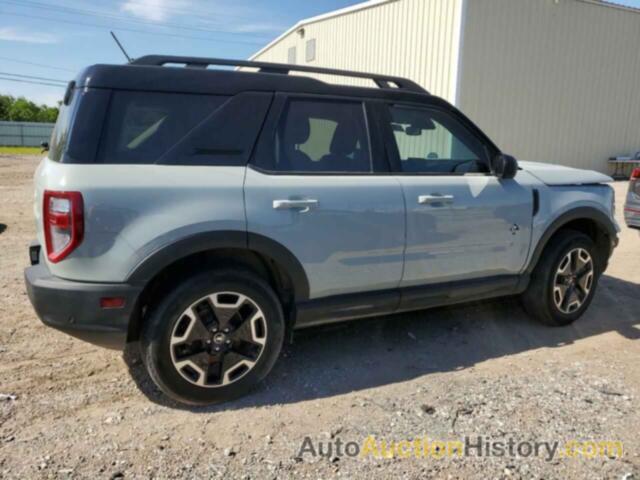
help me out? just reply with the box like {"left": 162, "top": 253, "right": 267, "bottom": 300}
{"left": 212, "top": 333, "right": 227, "bottom": 344}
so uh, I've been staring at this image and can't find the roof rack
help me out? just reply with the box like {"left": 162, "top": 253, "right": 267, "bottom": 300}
{"left": 132, "top": 55, "right": 428, "bottom": 94}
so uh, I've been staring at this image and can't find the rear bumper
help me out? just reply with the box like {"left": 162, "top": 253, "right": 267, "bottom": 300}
{"left": 24, "top": 261, "right": 141, "bottom": 350}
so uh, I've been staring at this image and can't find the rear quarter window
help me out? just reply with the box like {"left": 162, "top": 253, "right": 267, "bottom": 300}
{"left": 95, "top": 91, "right": 227, "bottom": 164}
{"left": 48, "top": 92, "right": 79, "bottom": 163}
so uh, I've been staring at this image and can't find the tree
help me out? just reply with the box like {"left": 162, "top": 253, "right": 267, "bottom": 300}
{"left": 37, "top": 106, "right": 59, "bottom": 123}
{"left": 0, "top": 94, "right": 14, "bottom": 121}
{"left": 0, "top": 94, "right": 59, "bottom": 123}
{"left": 8, "top": 98, "right": 40, "bottom": 122}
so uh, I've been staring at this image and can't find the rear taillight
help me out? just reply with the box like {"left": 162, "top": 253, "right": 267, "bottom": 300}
{"left": 43, "top": 190, "right": 84, "bottom": 263}
{"left": 631, "top": 168, "right": 640, "bottom": 197}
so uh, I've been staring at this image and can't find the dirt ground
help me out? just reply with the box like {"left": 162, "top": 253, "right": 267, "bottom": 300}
{"left": 0, "top": 154, "right": 638, "bottom": 479}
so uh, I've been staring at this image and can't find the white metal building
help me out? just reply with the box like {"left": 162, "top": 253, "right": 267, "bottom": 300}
{"left": 250, "top": 0, "right": 640, "bottom": 173}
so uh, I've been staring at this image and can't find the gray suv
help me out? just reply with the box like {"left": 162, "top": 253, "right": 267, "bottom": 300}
{"left": 25, "top": 56, "right": 619, "bottom": 405}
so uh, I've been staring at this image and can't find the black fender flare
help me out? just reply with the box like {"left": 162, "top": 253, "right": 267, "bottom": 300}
{"left": 126, "top": 230, "right": 310, "bottom": 301}
{"left": 524, "top": 206, "right": 617, "bottom": 275}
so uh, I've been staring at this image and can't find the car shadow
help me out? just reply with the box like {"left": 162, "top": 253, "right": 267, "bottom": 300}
{"left": 123, "top": 274, "right": 640, "bottom": 412}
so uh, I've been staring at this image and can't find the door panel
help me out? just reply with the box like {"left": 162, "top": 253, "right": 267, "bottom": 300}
{"left": 245, "top": 168, "right": 405, "bottom": 299}
{"left": 399, "top": 175, "right": 532, "bottom": 286}
{"left": 380, "top": 102, "right": 533, "bottom": 286}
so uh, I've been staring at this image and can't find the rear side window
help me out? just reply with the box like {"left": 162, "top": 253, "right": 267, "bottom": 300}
{"left": 274, "top": 99, "right": 371, "bottom": 173}
{"left": 96, "top": 91, "right": 226, "bottom": 164}
{"left": 49, "top": 93, "right": 78, "bottom": 162}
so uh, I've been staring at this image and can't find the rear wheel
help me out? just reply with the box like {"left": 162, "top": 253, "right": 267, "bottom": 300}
{"left": 141, "top": 269, "right": 285, "bottom": 405}
{"left": 522, "top": 230, "right": 600, "bottom": 326}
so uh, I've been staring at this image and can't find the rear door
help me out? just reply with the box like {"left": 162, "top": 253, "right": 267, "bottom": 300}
{"left": 380, "top": 102, "right": 533, "bottom": 287}
{"left": 244, "top": 93, "right": 405, "bottom": 302}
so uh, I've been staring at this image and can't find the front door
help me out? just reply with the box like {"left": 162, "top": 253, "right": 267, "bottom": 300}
{"left": 245, "top": 95, "right": 406, "bottom": 301}
{"left": 380, "top": 102, "right": 533, "bottom": 287}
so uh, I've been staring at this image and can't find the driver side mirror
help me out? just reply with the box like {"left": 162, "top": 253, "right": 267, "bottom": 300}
{"left": 494, "top": 154, "right": 518, "bottom": 179}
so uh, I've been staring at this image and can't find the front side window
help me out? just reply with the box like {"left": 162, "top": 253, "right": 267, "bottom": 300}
{"left": 274, "top": 99, "right": 372, "bottom": 173}
{"left": 387, "top": 105, "right": 489, "bottom": 174}
{"left": 96, "top": 91, "right": 225, "bottom": 164}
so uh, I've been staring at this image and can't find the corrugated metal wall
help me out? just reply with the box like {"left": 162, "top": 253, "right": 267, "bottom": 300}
{"left": 252, "top": 0, "right": 464, "bottom": 100}
{"left": 0, "top": 121, "right": 54, "bottom": 147}
{"left": 458, "top": 0, "right": 640, "bottom": 172}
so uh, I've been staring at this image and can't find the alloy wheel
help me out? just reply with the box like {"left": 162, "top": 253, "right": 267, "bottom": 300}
{"left": 552, "top": 248, "right": 594, "bottom": 314}
{"left": 169, "top": 291, "right": 267, "bottom": 387}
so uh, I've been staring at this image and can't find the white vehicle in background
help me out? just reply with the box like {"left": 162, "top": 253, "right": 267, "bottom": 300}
{"left": 624, "top": 168, "right": 640, "bottom": 229}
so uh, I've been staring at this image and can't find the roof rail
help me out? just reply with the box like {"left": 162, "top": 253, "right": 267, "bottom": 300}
{"left": 132, "top": 55, "right": 428, "bottom": 94}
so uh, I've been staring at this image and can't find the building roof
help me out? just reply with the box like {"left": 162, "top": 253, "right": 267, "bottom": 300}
{"left": 250, "top": 0, "right": 640, "bottom": 60}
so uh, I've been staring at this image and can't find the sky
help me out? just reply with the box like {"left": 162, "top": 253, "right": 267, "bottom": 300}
{"left": 1, "top": 0, "right": 640, "bottom": 106}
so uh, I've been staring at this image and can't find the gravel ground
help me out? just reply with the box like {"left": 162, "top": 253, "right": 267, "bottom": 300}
{"left": 0, "top": 154, "right": 638, "bottom": 479}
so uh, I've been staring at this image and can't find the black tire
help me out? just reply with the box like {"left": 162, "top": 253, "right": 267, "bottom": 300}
{"left": 141, "top": 269, "right": 285, "bottom": 405}
{"left": 521, "top": 230, "right": 600, "bottom": 326}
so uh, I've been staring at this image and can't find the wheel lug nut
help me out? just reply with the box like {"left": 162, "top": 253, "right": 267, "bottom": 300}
{"left": 225, "top": 340, "right": 231, "bottom": 344}
{"left": 214, "top": 347, "right": 220, "bottom": 352}
{"left": 223, "top": 328, "right": 229, "bottom": 333}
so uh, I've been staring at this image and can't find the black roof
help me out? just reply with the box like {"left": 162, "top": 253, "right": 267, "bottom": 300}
{"left": 75, "top": 55, "right": 432, "bottom": 103}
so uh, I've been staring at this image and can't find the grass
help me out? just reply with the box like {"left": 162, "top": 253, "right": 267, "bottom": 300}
{"left": 0, "top": 146, "right": 43, "bottom": 155}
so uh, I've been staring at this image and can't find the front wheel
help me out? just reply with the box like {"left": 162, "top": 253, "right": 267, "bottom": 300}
{"left": 522, "top": 230, "right": 600, "bottom": 326}
{"left": 141, "top": 269, "right": 285, "bottom": 405}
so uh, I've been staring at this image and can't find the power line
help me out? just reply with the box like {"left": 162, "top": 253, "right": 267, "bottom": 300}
{"left": 0, "top": 72, "right": 68, "bottom": 84}
{"left": 0, "top": 55, "right": 76, "bottom": 73}
{"left": 0, "top": 76, "right": 66, "bottom": 88}
{"left": 0, "top": 11, "right": 266, "bottom": 46}
{"left": 0, "top": 0, "right": 273, "bottom": 40}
